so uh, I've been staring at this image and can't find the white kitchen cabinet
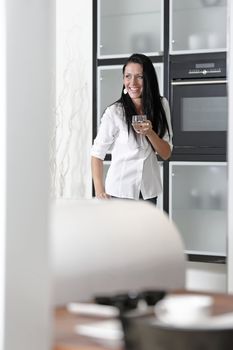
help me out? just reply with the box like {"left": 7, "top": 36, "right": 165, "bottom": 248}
{"left": 170, "top": 0, "right": 227, "bottom": 54}
{"left": 98, "top": 0, "right": 163, "bottom": 58}
{"left": 169, "top": 161, "right": 227, "bottom": 256}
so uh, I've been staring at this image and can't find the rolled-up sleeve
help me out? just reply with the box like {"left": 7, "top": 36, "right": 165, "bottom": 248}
{"left": 162, "top": 97, "right": 173, "bottom": 151}
{"left": 91, "top": 107, "right": 119, "bottom": 160}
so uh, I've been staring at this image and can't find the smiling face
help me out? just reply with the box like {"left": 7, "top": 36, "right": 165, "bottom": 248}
{"left": 123, "top": 62, "right": 144, "bottom": 101}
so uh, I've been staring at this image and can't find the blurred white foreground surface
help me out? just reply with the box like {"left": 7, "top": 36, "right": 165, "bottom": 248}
{"left": 50, "top": 199, "right": 186, "bottom": 305}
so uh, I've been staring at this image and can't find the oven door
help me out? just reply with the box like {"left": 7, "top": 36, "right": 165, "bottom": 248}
{"left": 171, "top": 79, "right": 227, "bottom": 154}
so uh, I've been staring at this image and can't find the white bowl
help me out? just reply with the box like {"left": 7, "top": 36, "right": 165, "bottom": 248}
{"left": 155, "top": 294, "right": 213, "bottom": 326}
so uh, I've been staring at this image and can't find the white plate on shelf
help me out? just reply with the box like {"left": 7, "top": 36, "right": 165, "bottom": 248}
{"left": 75, "top": 320, "right": 123, "bottom": 346}
{"left": 67, "top": 302, "right": 119, "bottom": 318}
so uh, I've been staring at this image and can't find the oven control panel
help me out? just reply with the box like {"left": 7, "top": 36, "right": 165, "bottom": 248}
{"left": 171, "top": 54, "right": 226, "bottom": 79}
{"left": 188, "top": 67, "right": 222, "bottom": 75}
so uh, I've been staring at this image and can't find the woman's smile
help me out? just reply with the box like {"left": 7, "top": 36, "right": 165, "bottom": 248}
{"left": 123, "top": 62, "right": 143, "bottom": 100}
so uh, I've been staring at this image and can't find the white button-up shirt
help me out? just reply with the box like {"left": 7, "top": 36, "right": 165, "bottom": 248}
{"left": 91, "top": 97, "right": 173, "bottom": 200}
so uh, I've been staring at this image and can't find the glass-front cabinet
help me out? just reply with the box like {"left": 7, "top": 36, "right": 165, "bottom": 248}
{"left": 170, "top": 0, "right": 227, "bottom": 54}
{"left": 98, "top": 0, "right": 164, "bottom": 58}
{"left": 97, "top": 63, "right": 164, "bottom": 127}
{"left": 169, "top": 162, "right": 227, "bottom": 258}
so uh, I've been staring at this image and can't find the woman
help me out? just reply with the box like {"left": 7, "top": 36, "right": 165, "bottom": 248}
{"left": 91, "top": 53, "right": 173, "bottom": 204}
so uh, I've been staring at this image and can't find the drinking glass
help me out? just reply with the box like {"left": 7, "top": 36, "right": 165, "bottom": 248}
{"left": 132, "top": 115, "right": 147, "bottom": 145}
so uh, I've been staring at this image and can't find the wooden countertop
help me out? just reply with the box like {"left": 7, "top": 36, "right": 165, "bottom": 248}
{"left": 53, "top": 306, "right": 122, "bottom": 350}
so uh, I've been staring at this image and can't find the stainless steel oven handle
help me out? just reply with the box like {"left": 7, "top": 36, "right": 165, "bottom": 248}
{"left": 171, "top": 79, "right": 227, "bottom": 86}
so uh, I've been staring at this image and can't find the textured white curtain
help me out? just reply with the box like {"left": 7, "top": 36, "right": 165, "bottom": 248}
{"left": 52, "top": 0, "right": 92, "bottom": 199}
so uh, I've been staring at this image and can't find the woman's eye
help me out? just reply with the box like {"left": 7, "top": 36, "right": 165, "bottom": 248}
{"left": 124, "top": 74, "right": 143, "bottom": 80}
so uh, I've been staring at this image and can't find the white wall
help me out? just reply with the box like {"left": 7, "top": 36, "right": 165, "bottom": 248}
{"left": 0, "top": 0, "right": 7, "bottom": 347}
{"left": 53, "top": 0, "right": 92, "bottom": 199}
{"left": 0, "top": 0, "right": 54, "bottom": 349}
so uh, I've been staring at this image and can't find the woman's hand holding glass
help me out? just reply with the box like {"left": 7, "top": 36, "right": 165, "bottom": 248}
{"left": 132, "top": 115, "right": 152, "bottom": 136}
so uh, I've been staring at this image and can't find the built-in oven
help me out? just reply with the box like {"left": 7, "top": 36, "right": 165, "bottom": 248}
{"left": 170, "top": 53, "right": 228, "bottom": 155}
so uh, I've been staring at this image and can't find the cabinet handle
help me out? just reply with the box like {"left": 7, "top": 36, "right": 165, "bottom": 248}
{"left": 171, "top": 79, "right": 227, "bottom": 86}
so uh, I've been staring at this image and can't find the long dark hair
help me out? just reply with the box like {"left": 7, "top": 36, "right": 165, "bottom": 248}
{"left": 117, "top": 53, "right": 170, "bottom": 139}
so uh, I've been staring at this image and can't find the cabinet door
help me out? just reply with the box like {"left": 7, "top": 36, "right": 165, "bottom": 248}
{"left": 169, "top": 162, "right": 227, "bottom": 256}
{"left": 170, "top": 0, "right": 227, "bottom": 54}
{"left": 98, "top": 0, "right": 163, "bottom": 58}
{"left": 97, "top": 66, "right": 122, "bottom": 127}
{"left": 97, "top": 63, "right": 163, "bottom": 127}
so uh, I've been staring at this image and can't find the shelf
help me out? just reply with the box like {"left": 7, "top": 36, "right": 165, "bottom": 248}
{"left": 170, "top": 48, "right": 227, "bottom": 55}
{"left": 186, "top": 249, "right": 226, "bottom": 257}
{"left": 97, "top": 52, "right": 164, "bottom": 60}
{"left": 187, "top": 253, "right": 226, "bottom": 263}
